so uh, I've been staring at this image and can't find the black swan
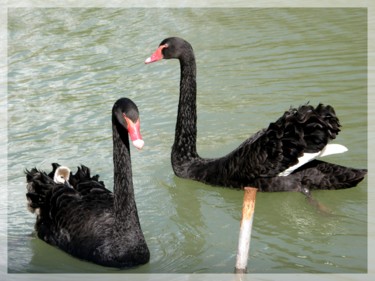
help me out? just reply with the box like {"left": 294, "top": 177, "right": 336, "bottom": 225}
{"left": 26, "top": 98, "right": 150, "bottom": 268}
{"left": 145, "top": 37, "right": 367, "bottom": 195}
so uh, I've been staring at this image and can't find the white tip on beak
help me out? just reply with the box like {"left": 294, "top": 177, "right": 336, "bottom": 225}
{"left": 132, "top": 139, "right": 144, "bottom": 150}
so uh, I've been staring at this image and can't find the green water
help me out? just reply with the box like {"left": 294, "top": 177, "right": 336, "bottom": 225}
{"left": 6, "top": 8, "right": 367, "bottom": 274}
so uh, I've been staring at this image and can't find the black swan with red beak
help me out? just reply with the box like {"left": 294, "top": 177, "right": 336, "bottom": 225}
{"left": 145, "top": 37, "right": 366, "bottom": 195}
{"left": 26, "top": 98, "right": 150, "bottom": 268}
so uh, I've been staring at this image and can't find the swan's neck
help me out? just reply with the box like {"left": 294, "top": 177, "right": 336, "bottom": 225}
{"left": 173, "top": 54, "right": 199, "bottom": 161}
{"left": 112, "top": 122, "right": 139, "bottom": 225}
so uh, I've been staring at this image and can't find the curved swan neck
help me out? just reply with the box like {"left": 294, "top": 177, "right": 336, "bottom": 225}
{"left": 112, "top": 120, "right": 139, "bottom": 223}
{"left": 172, "top": 51, "right": 199, "bottom": 160}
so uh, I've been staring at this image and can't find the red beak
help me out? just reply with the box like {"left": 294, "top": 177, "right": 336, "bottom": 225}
{"left": 124, "top": 115, "right": 144, "bottom": 150}
{"left": 145, "top": 44, "right": 168, "bottom": 64}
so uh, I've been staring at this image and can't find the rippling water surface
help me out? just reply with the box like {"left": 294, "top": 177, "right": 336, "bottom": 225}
{"left": 6, "top": 8, "right": 367, "bottom": 274}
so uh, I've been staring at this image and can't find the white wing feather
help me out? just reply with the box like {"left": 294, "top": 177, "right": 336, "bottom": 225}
{"left": 278, "top": 144, "right": 348, "bottom": 177}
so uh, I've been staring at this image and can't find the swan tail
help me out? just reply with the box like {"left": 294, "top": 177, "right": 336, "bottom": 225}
{"left": 297, "top": 160, "right": 367, "bottom": 190}
{"left": 319, "top": 163, "right": 367, "bottom": 190}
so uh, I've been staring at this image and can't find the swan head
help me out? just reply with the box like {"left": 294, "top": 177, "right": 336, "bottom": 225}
{"left": 145, "top": 37, "right": 193, "bottom": 63}
{"left": 54, "top": 166, "right": 73, "bottom": 188}
{"left": 113, "top": 98, "right": 144, "bottom": 150}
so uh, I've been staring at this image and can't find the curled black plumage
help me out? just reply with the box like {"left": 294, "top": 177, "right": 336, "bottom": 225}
{"left": 145, "top": 37, "right": 366, "bottom": 194}
{"left": 25, "top": 98, "right": 150, "bottom": 268}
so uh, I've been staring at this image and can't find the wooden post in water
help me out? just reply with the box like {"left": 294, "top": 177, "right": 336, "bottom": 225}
{"left": 235, "top": 187, "right": 258, "bottom": 274}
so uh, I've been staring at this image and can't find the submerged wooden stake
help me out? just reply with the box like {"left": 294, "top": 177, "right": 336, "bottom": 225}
{"left": 235, "top": 187, "right": 258, "bottom": 274}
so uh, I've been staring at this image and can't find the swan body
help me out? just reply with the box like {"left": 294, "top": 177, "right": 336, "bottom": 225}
{"left": 26, "top": 98, "right": 150, "bottom": 268}
{"left": 145, "top": 37, "right": 367, "bottom": 193}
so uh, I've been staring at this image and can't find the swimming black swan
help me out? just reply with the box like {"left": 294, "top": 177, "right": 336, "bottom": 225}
{"left": 145, "top": 37, "right": 367, "bottom": 195}
{"left": 26, "top": 98, "right": 150, "bottom": 268}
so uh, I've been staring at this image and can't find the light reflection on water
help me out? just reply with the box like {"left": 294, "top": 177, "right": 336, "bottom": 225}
{"left": 6, "top": 8, "right": 367, "bottom": 274}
